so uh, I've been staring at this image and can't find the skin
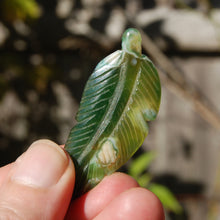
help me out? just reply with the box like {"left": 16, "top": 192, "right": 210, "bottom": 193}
{"left": 0, "top": 139, "right": 165, "bottom": 220}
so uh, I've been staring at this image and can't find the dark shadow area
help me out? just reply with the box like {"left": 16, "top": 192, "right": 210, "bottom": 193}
{"left": 152, "top": 174, "right": 204, "bottom": 195}
{"left": 90, "top": 4, "right": 112, "bottom": 33}
{"left": 0, "top": 134, "right": 24, "bottom": 166}
{"left": 143, "top": 20, "right": 165, "bottom": 40}
{"left": 210, "top": 0, "right": 220, "bottom": 8}
{"left": 153, "top": 174, "right": 204, "bottom": 220}
{"left": 142, "top": 19, "right": 179, "bottom": 53}
{"left": 182, "top": 139, "right": 193, "bottom": 160}
{"left": 174, "top": 0, "right": 198, "bottom": 9}
{"left": 142, "top": 0, "right": 156, "bottom": 9}
{"left": 169, "top": 209, "right": 189, "bottom": 220}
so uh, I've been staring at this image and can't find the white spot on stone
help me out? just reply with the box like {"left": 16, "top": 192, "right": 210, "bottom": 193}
{"left": 131, "top": 58, "right": 137, "bottom": 66}
{"left": 97, "top": 140, "right": 117, "bottom": 165}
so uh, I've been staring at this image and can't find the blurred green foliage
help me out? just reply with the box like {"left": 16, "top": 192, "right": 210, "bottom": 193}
{"left": 1, "top": 0, "right": 41, "bottom": 22}
{"left": 149, "top": 184, "right": 182, "bottom": 214}
{"left": 128, "top": 152, "right": 182, "bottom": 214}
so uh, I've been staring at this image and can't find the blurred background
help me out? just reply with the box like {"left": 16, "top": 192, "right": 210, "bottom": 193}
{"left": 0, "top": 0, "right": 220, "bottom": 219}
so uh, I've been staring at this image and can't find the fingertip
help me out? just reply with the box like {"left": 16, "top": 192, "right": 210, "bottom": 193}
{"left": 66, "top": 172, "right": 139, "bottom": 220}
{"left": 130, "top": 188, "right": 165, "bottom": 220}
{"left": 94, "top": 187, "right": 165, "bottom": 220}
{"left": 11, "top": 139, "right": 69, "bottom": 188}
{"left": 0, "top": 139, "right": 75, "bottom": 220}
{"left": 102, "top": 172, "right": 139, "bottom": 188}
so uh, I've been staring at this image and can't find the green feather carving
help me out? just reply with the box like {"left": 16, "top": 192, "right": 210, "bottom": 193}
{"left": 65, "top": 28, "right": 161, "bottom": 198}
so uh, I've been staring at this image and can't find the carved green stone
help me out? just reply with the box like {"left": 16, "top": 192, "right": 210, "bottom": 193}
{"left": 65, "top": 28, "right": 161, "bottom": 198}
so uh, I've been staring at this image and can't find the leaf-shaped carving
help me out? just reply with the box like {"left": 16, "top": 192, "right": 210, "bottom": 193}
{"left": 65, "top": 28, "right": 161, "bottom": 198}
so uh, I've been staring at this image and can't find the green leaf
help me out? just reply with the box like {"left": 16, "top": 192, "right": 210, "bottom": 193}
{"left": 149, "top": 183, "right": 182, "bottom": 214}
{"left": 128, "top": 151, "right": 157, "bottom": 178}
{"left": 2, "top": 0, "right": 40, "bottom": 21}
{"left": 65, "top": 28, "right": 161, "bottom": 198}
{"left": 136, "top": 173, "right": 152, "bottom": 187}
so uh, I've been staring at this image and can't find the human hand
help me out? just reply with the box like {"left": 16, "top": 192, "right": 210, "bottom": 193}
{"left": 0, "top": 140, "right": 164, "bottom": 219}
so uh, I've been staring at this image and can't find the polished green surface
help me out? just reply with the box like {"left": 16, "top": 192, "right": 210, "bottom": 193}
{"left": 65, "top": 28, "right": 161, "bottom": 198}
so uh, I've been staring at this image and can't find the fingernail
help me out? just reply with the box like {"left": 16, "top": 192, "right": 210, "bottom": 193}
{"left": 11, "top": 140, "right": 69, "bottom": 188}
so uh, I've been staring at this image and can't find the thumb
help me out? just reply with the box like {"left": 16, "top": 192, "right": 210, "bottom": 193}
{"left": 0, "top": 140, "right": 75, "bottom": 220}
